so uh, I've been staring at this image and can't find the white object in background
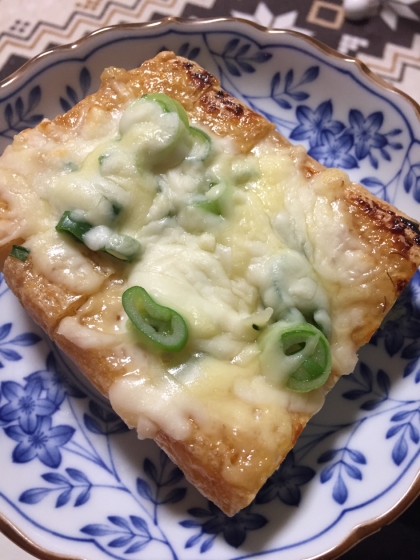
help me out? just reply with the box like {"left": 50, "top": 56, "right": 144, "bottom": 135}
{"left": 343, "top": 0, "right": 381, "bottom": 20}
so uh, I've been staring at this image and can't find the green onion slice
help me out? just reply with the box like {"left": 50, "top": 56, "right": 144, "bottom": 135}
{"left": 194, "top": 181, "right": 230, "bottom": 216}
{"left": 194, "top": 198, "right": 221, "bottom": 215}
{"left": 85, "top": 225, "right": 140, "bottom": 263}
{"left": 259, "top": 322, "right": 331, "bottom": 392}
{"left": 122, "top": 286, "right": 188, "bottom": 352}
{"left": 56, "top": 211, "right": 139, "bottom": 262}
{"left": 10, "top": 245, "right": 30, "bottom": 262}
{"left": 142, "top": 93, "right": 189, "bottom": 128}
{"left": 121, "top": 93, "right": 191, "bottom": 170}
{"left": 186, "top": 127, "right": 212, "bottom": 162}
{"left": 282, "top": 325, "right": 331, "bottom": 392}
{"left": 56, "top": 211, "right": 92, "bottom": 242}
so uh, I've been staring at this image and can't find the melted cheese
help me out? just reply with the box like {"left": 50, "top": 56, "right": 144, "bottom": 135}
{"left": 1, "top": 94, "right": 366, "bottom": 464}
{"left": 25, "top": 229, "right": 109, "bottom": 294}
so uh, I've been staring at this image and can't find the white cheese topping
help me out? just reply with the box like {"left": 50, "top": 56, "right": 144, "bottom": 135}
{"left": 25, "top": 229, "right": 109, "bottom": 294}
{"left": 3, "top": 94, "right": 368, "bottom": 450}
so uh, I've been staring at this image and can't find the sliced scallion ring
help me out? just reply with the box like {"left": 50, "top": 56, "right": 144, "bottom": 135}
{"left": 122, "top": 286, "right": 188, "bottom": 352}
{"left": 142, "top": 93, "right": 189, "bottom": 128}
{"left": 259, "top": 322, "right": 331, "bottom": 393}
{"left": 186, "top": 127, "right": 212, "bottom": 162}
{"left": 119, "top": 94, "right": 192, "bottom": 170}
{"left": 282, "top": 325, "right": 331, "bottom": 392}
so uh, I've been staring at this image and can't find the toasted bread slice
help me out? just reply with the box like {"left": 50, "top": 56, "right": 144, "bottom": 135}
{"left": 1, "top": 52, "right": 420, "bottom": 516}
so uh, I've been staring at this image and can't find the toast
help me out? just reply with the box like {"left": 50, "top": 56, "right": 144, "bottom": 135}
{"left": 1, "top": 51, "right": 420, "bottom": 516}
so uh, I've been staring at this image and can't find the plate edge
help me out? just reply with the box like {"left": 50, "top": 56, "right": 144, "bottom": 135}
{"left": 0, "top": 16, "right": 419, "bottom": 124}
{"left": 0, "top": 513, "right": 85, "bottom": 560}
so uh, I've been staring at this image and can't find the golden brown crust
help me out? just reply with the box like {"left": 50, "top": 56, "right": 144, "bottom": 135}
{"left": 155, "top": 410, "right": 307, "bottom": 515}
{"left": 38, "top": 52, "right": 274, "bottom": 155}
{"left": 343, "top": 186, "right": 420, "bottom": 347}
{"left": 1, "top": 51, "right": 420, "bottom": 516}
{"left": 3, "top": 256, "right": 86, "bottom": 337}
{"left": 347, "top": 186, "right": 420, "bottom": 262}
{"left": 155, "top": 430, "right": 252, "bottom": 516}
{"left": 53, "top": 331, "right": 126, "bottom": 397}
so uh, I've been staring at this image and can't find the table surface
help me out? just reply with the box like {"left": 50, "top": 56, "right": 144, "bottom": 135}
{"left": 0, "top": 1, "right": 419, "bottom": 559}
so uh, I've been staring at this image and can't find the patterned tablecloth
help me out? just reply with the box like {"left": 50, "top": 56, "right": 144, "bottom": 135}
{"left": 0, "top": 1, "right": 419, "bottom": 559}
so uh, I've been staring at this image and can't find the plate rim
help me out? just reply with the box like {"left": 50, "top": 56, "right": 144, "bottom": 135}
{"left": 1, "top": 16, "right": 420, "bottom": 122}
{"left": 0, "top": 512, "right": 81, "bottom": 560}
{"left": 0, "top": 15, "right": 419, "bottom": 560}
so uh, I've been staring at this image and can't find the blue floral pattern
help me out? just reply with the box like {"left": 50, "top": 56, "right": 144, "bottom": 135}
{"left": 0, "top": 348, "right": 76, "bottom": 469}
{"left": 217, "top": 38, "right": 272, "bottom": 76}
{"left": 20, "top": 468, "right": 93, "bottom": 508}
{"left": 387, "top": 407, "right": 420, "bottom": 466}
{"left": 0, "top": 86, "right": 43, "bottom": 139}
{"left": 59, "top": 67, "right": 91, "bottom": 113}
{"left": 180, "top": 503, "right": 267, "bottom": 552}
{"left": 0, "top": 323, "right": 41, "bottom": 369}
{"left": 5, "top": 416, "right": 74, "bottom": 468}
{"left": 0, "top": 378, "right": 57, "bottom": 432}
{"left": 318, "top": 446, "right": 367, "bottom": 505}
{"left": 255, "top": 451, "right": 315, "bottom": 506}
{"left": 291, "top": 99, "right": 344, "bottom": 148}
{"left": 271, "top": 66, "right": 319, "bottom": 110}
{"left": 289, "top": 106, "right": 402, "bottom": 172}
{"left": 25, "top": 351, "right": 86, "bottom": 406}
{"left": 81, "top": 515, "right": 153, "bottom": 555}
{"left": 246, "top": 79, "right": 404, "bottom": 175}
{"left": 309, "top": 129, "right": 357, "bottom": 169}
{"left": 160, "top": 38, "right": 405, "bottom": 188}
{"left": 404, "top": 161, "right": 420, "bottom": 202}
{"left": 338, "top": 358, "right": 420, "bottom": 474}
{"left": 0, "top": 23, "right": 420, "bottom": 560}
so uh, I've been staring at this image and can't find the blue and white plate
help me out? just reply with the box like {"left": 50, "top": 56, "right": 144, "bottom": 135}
{"left": 1, "top": 18, "right": 420, "bottom": 560}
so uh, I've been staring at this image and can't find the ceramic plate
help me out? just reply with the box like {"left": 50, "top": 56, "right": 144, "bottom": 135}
{"left": 1, "top": 18, "right": 420, "bottom": 560}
